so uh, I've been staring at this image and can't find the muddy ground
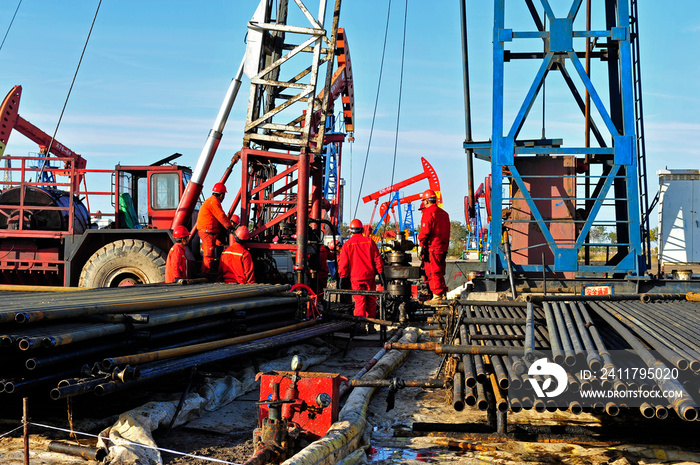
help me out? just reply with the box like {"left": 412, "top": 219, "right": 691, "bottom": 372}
{"left": 1, "top": 327, "right": 699, "bottom": 464}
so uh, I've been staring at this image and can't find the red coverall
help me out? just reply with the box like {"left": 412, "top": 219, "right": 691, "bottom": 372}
{"left": 418, "top": 203, "right": 451, "bottom": 296}
{"left": 337, "top": 234, "right": 384, "bottom": 318}
{"left": 197, "top": 195, "right": 233, "bottom": 274}
{"left": 165, "top": 242, "right": 195, "bottom": 283}
{"left": 219, "top": 242, "right": 256, "bottom": 284}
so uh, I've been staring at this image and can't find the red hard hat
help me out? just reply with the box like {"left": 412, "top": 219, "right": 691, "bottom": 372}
{"left": 213, "top": 182, "right": 227, "bottom": 194}
{"left": 349, "top": 219, "right": 363, "bottom": 232}
{"left": 231, "top": 214, "right": 241, "bottom": 225}
{"left": 421, "top": 189, "right": 437, "bottom": 202}
{"left": 328, "top": 240, "right": 336, "bottom": 250}
{"left": 235, "top": 226, "right": 250, "bottom": 241}
{"left": 173, "top": 225, "right": 189, "bottom": 239}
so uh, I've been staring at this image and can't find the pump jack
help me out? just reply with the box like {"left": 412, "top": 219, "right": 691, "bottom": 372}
{"left": 362, "top": 157, "right": 442, "bottom": 240}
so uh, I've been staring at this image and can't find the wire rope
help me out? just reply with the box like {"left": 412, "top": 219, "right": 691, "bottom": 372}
{"left": 45, "top": 0, "right": 102, "bottom": 160}
{"left": 0, "top": 0, "right": 22, "bottom": 53}
{"left": 353, "top": 0, "right": 393, "bottom": 220}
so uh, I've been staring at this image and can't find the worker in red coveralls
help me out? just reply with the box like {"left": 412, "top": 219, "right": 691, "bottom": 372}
{"left": 197, "top": 183, "right": 236, "bottom": 277}
{"left": 337, "top": 219, "right": 386, "bottom": 318}
{"left": 326, "top": 240, "right": 338, "bottom": 282}
{"left": 418, "top": 189, "right": 450, "bottom": 303}
{"left": 165, "top": 225, "right": 195, "bottom": 283}
{"left": 219, "top": 226, "right": 256, "bottom": 284}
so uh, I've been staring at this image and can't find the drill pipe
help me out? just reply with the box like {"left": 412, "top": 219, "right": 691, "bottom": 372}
{"left": 614, "top": 302, "right": 700, "bottom": 370}
{"left": 102, "top": 319, "right": 318, "bottom": 370}
{"left": 14, "top": 296, "right": 297, "bottom": 353}
{"left": 7, "top": 284, "right": 291, "bottom": 323}
{"left": 570, "top": 302, "right": 603, "bottom": 372}
{"left": 491, "top": 306, "right": 530, "bottom": 376}
{"left": 385, "top": 341, "right": 516, "bottom": 356}
{"left": 552, "top": 302, "right": 576, "bottom": 366}
{"left": 469, "top": 334, "right": 524, "bottom": 341}
{"left": 452, "top": 301, "right": 527, "bottom": 309}
{"left": 459, "top": 325, "right": 476, "bottom": 388}
{"left": 453, "top": 371, "right": 465, "bottom": 411}
{"left": 560, "top": 302, "right": 585, "bottom": 363}
{"left": 475, "top": 379, "right": 488, "bottom": 410}
{"left": 543, "top": 302, "right": 564, "bottom": 364}
{"left": 26, "top": 339, "right": 130, "bottom": 371}
{"left": 526, "top": 293, "right": 687, "bottom": 303}
{"left": 524, "top": 302, "right": 535, "bottom": 362}
{"left": 472, "top": 306, "right": 509, "bottom": 390}
{"left": 48, "top": 441, "right": 106, "bottom": 462}
{"left": 91, "top": 321, "right": 353, "bottom": 396}
{"left": 468, "top": 322, "right": 487, "bottom": 383}
{"left": 3, "top": 368, "right": 80, "bottom": 395}
{"left": 488, "top": 372, "right": 508, "bottom": 412}
{"left": 600, "top": 301, "right": 694, "bottom": 371}
{"left": 587, "top": 301, "right": 699, "bottom": 421}
{"left": 647, "top": 302, "right": 700, "bottom": 341}
{"left": 349, "top": 378, "right": 445, "bottom": 388}
{"left": 577, "top": 303, "right": 618, "bottom": 378}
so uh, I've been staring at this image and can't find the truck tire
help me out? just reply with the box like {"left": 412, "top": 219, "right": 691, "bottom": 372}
{"left": 79, "top": 239, "right": 167, "bottom": 288}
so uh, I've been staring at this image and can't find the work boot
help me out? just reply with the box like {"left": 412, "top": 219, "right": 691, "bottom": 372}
{"left": 425, "top": 294, "right": 446, "bottom": 305}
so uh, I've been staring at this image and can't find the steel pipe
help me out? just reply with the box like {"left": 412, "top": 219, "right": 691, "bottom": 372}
{"left": 587, "top": 301, "right": 699, "bottom": 421}
{"left": 90, "top": 321, "right": 353, "bottom": 396}
{"left": 385, "top": 341, "right": 516, "bottom": 356}
{"left": 8, "top": 284, "right": 291, "bottom": 323}
{"left": 102, "top": 320, "right": 318, "bottom": 370}
{"left": 543, "top": 302, "right": 564, "bottom": 364}
{"left": 48, "top": 441, "right": 106, "bottom": 462}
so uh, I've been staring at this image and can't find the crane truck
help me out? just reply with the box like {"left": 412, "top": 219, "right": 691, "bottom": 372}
{"left": 0, "top": 85, "right": 197, "bottom": 287}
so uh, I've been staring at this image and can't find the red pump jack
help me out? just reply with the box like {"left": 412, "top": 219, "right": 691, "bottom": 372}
{"left": 244, "top": 356, "right": 347, "bottom": 465}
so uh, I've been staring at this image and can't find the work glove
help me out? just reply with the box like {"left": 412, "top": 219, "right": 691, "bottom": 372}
{"left": 419, "top": 244, "right": 429, "bottom": 263}
{"left": 379, "top": 273, "right": 387, "bottom": 289}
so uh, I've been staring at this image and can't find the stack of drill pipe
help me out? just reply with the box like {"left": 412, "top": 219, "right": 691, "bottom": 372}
{"left": 0, "top": 283, "right": 308, "bottom": 396}
{"left": 54, "top": 320, "right": 352, "bottom": 398}
{"left": 598, "top": 301, "right": 700, "bottom": 373}
{"left": 585, "top": 300, "right": 699, "bottom": 421}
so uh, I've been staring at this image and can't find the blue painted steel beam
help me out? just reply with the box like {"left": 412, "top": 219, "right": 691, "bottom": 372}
{"left": 487, "top": 0, "right": 644, "bottom": 277}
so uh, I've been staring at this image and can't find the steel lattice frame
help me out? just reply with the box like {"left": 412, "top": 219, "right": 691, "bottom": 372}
{"left": 239, "top": 0, "right": 342, "bottom": 282}
{"left": 468, "top": 0, "right": 645, "bottom": 277}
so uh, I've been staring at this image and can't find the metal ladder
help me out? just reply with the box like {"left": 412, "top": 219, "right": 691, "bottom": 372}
{"left": 630, "top": 0, "right": 652, "bottom": 270}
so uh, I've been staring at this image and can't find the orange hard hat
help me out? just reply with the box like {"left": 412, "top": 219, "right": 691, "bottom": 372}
{"left": 421, "top": 189, "right": 437, "bottom": 202}
{"left": 349, "top": 219, "right": 363, "bottom": 233}
{"left": 173, "top": 225, "right": 189, "bottom": 239}
{"left": 235, "top": 226, "right": 250, "bottom": 241}
{"left": 213, "top": 182, "right": 227, "bottom": 194}
{"left": 231, "top": 214, "right": 241, "bottom": 224}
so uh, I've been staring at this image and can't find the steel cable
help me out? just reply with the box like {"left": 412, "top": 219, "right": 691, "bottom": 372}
{"left": 0, "top": 0, "right": 22, "bottom": 53}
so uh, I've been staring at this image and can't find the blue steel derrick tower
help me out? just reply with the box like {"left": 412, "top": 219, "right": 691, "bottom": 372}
{"left": 466, "top": 0, "right": 648, "bottom": 279}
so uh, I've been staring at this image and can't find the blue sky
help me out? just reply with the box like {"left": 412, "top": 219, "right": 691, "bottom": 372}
{"left": 1, "top": 1, "right": 698, "bottom": 229}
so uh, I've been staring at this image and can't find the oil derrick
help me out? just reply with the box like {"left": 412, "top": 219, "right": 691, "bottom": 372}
{"left": 465, "top": 0, "right": 648, "bottom": 279}
{"left": 239, "top": 0, "right": 348, "bottom": 284}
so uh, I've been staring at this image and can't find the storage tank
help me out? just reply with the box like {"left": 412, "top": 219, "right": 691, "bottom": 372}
{"left": 657, "top": 169, "right": 700, "bottom": 275}
{"left": 0, "top": 186, "right": 90, "bottom": 234}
